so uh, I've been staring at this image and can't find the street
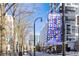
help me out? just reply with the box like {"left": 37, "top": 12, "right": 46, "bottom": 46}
{"left": 2, "top": 51, "right": 79, "bottom": 56}
{"left": 23, "top": 51, "right": 79, "bottom": 56}
{"left": 0, "top": 3, "right": 79, "bottom": 57}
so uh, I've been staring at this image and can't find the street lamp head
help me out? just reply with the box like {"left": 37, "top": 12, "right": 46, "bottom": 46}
{"left": 34, "top": 17, "right": 43, "bottom": 23}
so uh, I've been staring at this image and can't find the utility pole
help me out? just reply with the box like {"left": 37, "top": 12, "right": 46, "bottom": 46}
{"left": 62, "top": 3, "right": 65, "bottom": 56}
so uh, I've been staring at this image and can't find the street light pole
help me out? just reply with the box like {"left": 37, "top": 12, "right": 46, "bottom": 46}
{"left": 34, "top": 17, "right": 42, "bottom": 56}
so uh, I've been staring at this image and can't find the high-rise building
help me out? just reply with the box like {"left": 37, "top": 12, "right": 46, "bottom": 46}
{"left": 47, "top": 3, "right": 62, "bottom": 46}
{"left": 65, "top": 3, "right": 79, "bottom": 50}
{"left": 25, "top": 26, "right": 34, "bottom": 51}
{"left": 5, "top": 14, "right": 14, "bottom": 53}
{"left": 39, "top": 23, "right": 48, "bottom": 47}
{"left": 5, "top": 14, "right": 14, "bottom": 41}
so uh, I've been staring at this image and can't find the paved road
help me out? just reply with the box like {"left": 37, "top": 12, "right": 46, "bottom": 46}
{"left": 23, "top": 51, "right": 79, "bottom": 56}
{"left": 23, "top": 52, "right": 62, "bottom": 56}
{"left": 66, "top": 51, "right": 79, "bottom": 56}
{"left": 1, "top": 51, "right": 79, "bottom": 56}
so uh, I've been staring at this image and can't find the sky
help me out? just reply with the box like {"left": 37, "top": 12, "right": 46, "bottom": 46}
{"left": 21, "top": 3, "right": 49, "bottom": 35}
{"left": 7, "top": 3, "right": 50, "bottom": 35}
{"left": 31, "top": 3, "right": 49, "bottom": 35}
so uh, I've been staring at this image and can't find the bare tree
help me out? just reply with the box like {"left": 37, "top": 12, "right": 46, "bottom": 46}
{"left": 10, "top": 4, "right": 33, "bottom": 55}
{"left": 3, "top": 3, "right": 41, "bottom": 55}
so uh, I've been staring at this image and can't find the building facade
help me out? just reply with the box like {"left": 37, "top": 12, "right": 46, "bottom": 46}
{"left": 39, "top": 23, "right": 48, "bottom": 47}
{"left": 47, "top": 3, "right": 62, "bottom": 47}
{"left": 25, "top": 26, "right": 34, "bottom": 52}
{"left": 65, "top": 3, "right": 79, "bottom": 50}
{"left": 5, "top": 14, "right": 14, "bottom": 53}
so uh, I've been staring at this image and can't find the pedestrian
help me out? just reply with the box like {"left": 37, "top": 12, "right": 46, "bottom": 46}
{"left": 48, "top": 47, "right": 51, "bottom": 54}
{"left": 53, "top": 47, "right": 55, "bottom": 54}
{"left": 19, "top": 51, "right": 22, "bottom": 56}
{"left": 28, "top": 50, "right": 32, "bottom": 56}
{"left": 54, "top": 46, "right": 57, "bottom": 54}
{"left": 43, "top": 47, "right": 45, "bottom": 53}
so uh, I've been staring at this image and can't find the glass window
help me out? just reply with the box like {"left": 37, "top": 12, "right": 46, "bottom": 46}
{"left": 78, "top": 27, "right": 79, "bottom": 33}
{"left": 66, "top": 36, "right": 68, "bottom": 41}
{"left": 69, "top": 38, "right": 71, "bottom": 41}
{"left": 72, "top": 26, "right": 75, "bottom": 33}
{"left": 65, "top": 16, "right": 75, "bottom": 21}
{"left": 66, "top": 25, "right": 71, "bottom": 34}
{"left": 77, "top": 16, "right": 79, "bottom": 25}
